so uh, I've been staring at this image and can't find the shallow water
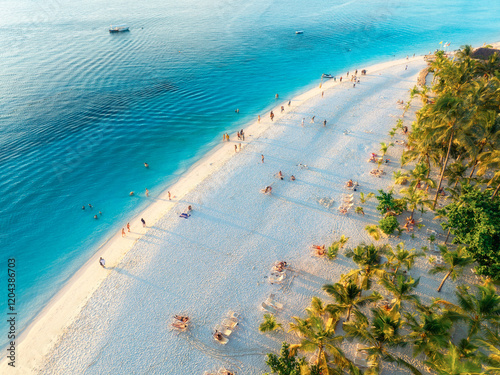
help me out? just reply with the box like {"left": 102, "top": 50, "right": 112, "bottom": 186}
{"left": 0, "top": 0, "right": 498, "bottom": 344}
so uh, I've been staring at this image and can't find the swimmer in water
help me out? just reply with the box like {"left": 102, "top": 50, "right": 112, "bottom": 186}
{"left": 144, "top": 162, "right": 149, "bottom": 168}
{"left": 82, "top": 206, "right": 85, "bottom": 210}
{"left": 94, "top": 215, "right": 98, "bottom": 219}
{"left": 130, "top": 191, "right": 134, "bottom": 196}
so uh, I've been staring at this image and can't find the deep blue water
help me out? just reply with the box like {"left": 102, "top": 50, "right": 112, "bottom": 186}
{"left": 0, "top": 0, "right": 498, "bottom": 344}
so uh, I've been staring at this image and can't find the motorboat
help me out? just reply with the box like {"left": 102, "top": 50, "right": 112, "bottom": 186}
{"left": 295, "top": 30, "right": 304, "bottom": 34}
{"left": 321, "top": 73, "right": 333, "bottom": 79}
{"left": 109, "top": 25, "right": 129, "bottom": 33}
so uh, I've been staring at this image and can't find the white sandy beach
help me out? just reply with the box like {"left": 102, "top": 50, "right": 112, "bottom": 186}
{"left": 6, "top": 55, "right": 473, "bottom": 374}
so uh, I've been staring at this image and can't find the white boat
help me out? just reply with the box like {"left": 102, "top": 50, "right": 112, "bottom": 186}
{"left": 295, "top": 30, "right": 304, "bottom": 34}
{"left": 321, "top": 73, "right": 333, "bottom": 79}
{"left": 109, "top": 25, "right": 129, "bottom": 33}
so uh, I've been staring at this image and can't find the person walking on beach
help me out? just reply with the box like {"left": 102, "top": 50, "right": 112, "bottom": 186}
{"left": 145, "top": 188, "right": 149, "bottom": 197}
{"left": 168, "top": 191, "right": 171, "bottom": 200}
{"left": 99, "top": 257, "right": 106, "bottom": 268}
{"left": 261, "top": 154, "right": 264, "bottom": 163}
{"left": 237, "top": 131, "right": 241, "bottom": 140}
{"left": 340, "top": 76, "right": 343, "bottom": 82}
{"left": 270, "top": 111, "right": 274, "bottom": 121}
{"left": 241, "top": 130, "right": 245, "bottom": 141}
{"left": 226, "top": 133, "right": 230, "bottom": 142}
{"left": 346, "top": 71, "right": 349, "bottom": 77}
{"left": 288, "top": 100, "right": 291, "bottom": 106}
{"left": 353, "top": 83, "right": 356, "bottom": 88}
{"left": 321, "top": 91, "right": 324, "bottom": 98}
{"left": 127, "top": 222, "right": 130, "bottom": 232}
{"left": 141, "top": 218, "right": 146, "bottom": 227}
{"left": 405, "top": 65, "right": 408, "bottom": 70}
{"left": 122, "top": 228, "right": 126, "bottom": 237}
{"left": 223, "top": 134, "right": 226, "bottom": 142}
{"left": 234, "top": 145, "right": 237, "bottom": 152}
{"left": 301, "top": 118, "right": 305, "bottom": 127}
{"left": 281, "top": 105, "right": 284, "bottom": 113}
{"left": 323, "top": 119, "right": 327, "bottom": 127}
{"left": 311, "top": 116, "right": 315, "bottom": 123}
{"left": 239, "top": 143, "right": 241, "bottom": 151}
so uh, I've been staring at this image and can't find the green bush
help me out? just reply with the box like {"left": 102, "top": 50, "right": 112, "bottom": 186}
{"left": 379, "top": 216, "right": 399, "bottom": 235}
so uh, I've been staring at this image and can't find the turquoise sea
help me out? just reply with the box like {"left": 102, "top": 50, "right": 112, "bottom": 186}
{"left": 0, "top": 0, "right": 498, "bottom": 345}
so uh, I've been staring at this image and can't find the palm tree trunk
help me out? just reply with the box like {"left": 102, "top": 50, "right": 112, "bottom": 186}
{"left": 437, "top": 270, "right": 452, "bottom": 292}
{"left": 444, "top": 228, "right": 451, "bottom": 244}
{"left": 426, "top": 155, "right": 431, "bottom": 178}
{"left": 346, "top": 305, "right": 352, "bottom": 321}
{"left": 433, "top": 130, "right": 454, "bottom": 209}
{"left": 469, "top": 159, "right": 478, "bottom": 179}
{"left": 492, "top": 184, "right": 500, "bottom": 200}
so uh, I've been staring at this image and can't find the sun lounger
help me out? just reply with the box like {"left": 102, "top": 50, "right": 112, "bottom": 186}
{"left": 265, "top": 296, "right": 284, "bottom": 310}
{"left": 261, "top": 301, "right": 276, "bottom": 312}
{"left": 227, "top": 311, "right": 240, "bottom": 321}
{"left": 171, "top": 321, "right": 188, "bottom": 331}
{"left": 269, "top": 272, "right": 286, "bottom": 284}
{"left": 354, "top": 344, "right": 369, "bottom": 368}
{"left": 222, "top": 318, "right": 238, "bottom": 329}
{"left": 218, "top": 368, "right": 235, "bottom": 375}
{"left": 216, "top": 325, "right": 232, "bottom": 337}
{"left": 213, "top": 334, "right": 229, "bottom": 345}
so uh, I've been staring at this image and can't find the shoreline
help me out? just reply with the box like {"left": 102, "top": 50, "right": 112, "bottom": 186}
{"left": 6, "top": 54, "right": 424, "bottom": 373}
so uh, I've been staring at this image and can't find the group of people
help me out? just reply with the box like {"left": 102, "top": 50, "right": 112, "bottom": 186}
{"left": 82, "top": 203, "right": 103, "bottom": 220}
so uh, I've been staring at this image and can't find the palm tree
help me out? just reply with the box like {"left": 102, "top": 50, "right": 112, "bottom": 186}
{"left": 443, "top": 161, "right": 468, "bottom": 187}
{"left": 400, "top": 187, "right": 432, "bottom": 220}
{"left": 477, "top": 149, "right": 500, "bottom": 198}
{"left": 419, "top": 94, "right": 473, "bottom": 209}
{"left": 474, "top": 327, "right": 500, "bottom": 374}
{"left": 384, "top": 242, "right": 424, "bottom": 275}
{"left": 464, "top": 109, "right": 500, "bottom": 179}
{"left": 260, "top": 313, "right": 283, "bottom": 332}
{"left": 379, "top": 274, "right": 420, "bottom": 312}
{"left": 404, "top": 309, "right": 452, "bottom": 359}
{"left": 435, "top": 283, "right": 500, "bottom": 338}
{"left": 429, "top": 245, "right": 473, "bottom": 292}
{"left": 322, "top": 281, "right": 380, "bottom": 321}
{"left": 380, "top": 142, "right": 393, "bottom": 156}
{"left": 343, "top": 308, "right": 421, "bottom": 375}
{"left": 288, "top": 312, "right": 348, "bottom": 372}
{"left": 424, "top": 342, "right": 482, "bottom": 375}
{"left": 344, "top": 244, "right": 387, "bottom": 290}
{"left": 365, "top": 225, "right": 381, "bottom": 241}
{"left": 406, "top": 162, "right": 436, "bottom": 192}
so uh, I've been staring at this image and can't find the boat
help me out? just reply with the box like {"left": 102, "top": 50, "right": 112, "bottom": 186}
{"left": 321, "top": 73, "right": 333, "bottom": 79}
{"left": 109, "top": 25, "right": 129, "bottom": 33}
{"left": 295, "top": 31, "right": 304, "bottom": 34}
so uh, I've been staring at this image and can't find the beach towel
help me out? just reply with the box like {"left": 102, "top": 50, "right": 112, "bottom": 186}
{"left": 179, "top": 213, "right": 191, "bottom": 219}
